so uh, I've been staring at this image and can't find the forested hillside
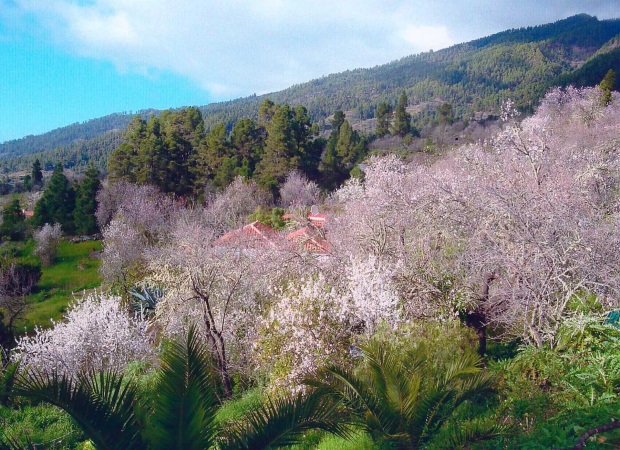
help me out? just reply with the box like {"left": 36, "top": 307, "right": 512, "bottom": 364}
{"left": 5, "top": 85, "right": 620, "bottom": 449}
{"left": 0, "top": 113, "right": 134, "bottom": 158}
{"left": 1, "top": 13, "right": 619, "bottom": 174}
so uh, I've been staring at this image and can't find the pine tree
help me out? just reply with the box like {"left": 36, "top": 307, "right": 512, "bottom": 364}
{"left": 107, "top": 116, "right": 146, "bottom": 183}
{"left": 74, "top": 164, "right": 101, "bottom": 235}
{"left": 135, "top": 117, "right": 165, "bottom": 186}
{"left": 256, "top": 104, "right": 299, "bottom": 192}
{"left": 31, "top": 159, "right": 43, "bottom": 188}
{"left": 392, "top": 91, "right": 412, "bottom": 137}
{"left": 375, "top": 102, "right": 392, "bottom": 138}
{"left": 33, "top": 164, "right": 76, "bottom": 234}
{"left": 0, "top": 198, "right": 26, "bottom": 241}
{"left": 600, "top": 69, "right": 616, "bottom": 106}
{"left": 320, "top": 113, "right": 344, "bottom": 190}
{"left": 230, "top": 118, "right": 264, "bottom": 176}
{"left": 437, "top": 102, "right": 453, "bottom": 125}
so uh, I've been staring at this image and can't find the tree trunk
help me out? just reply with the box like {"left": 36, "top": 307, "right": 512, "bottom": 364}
{"left": 572, "top": 419, "right": 620, "bottom": 450}
{"left": 198, "top": 289, "right": 234, "bottom": 399}
{"left": 464, "top": 272, "right": 495, "bottom": 357}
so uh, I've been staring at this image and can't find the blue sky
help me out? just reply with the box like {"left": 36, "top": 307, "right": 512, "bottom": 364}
{"left": 0, "top": 0, "right": 618, "bottom": 143}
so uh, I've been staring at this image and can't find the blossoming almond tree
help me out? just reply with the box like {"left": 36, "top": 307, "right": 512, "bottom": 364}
{"left": 146, "top": 216, "right": 288, "bottom": 398}
{"left": 328, "top": 86, "right": 620, "bottom": 350}
{"left": 13, "top": 293, "right": 153, "bottom": 378}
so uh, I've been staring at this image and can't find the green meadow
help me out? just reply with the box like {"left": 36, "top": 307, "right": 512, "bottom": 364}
{"left": 19, "top": 240, "right": 102, "bottom": 334}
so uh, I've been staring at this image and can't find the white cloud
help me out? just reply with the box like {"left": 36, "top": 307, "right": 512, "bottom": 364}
{"left": 11, "top": 0, "right": 459, "bottom": 99}
{"left": 398, "top": 25, "right": 454, "bottom": 52}
{"left": 7, "top": 0, "right": 619, "bottom": 100}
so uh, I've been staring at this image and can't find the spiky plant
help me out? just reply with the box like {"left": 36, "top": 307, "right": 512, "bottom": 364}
{"left": 130, "top": 286, "right": 164, "bottom": 318}
{"left": 5, "top": 325, "right": 351, "bottom": 450}
{"left": 305, "top": 338, "right": 504, "bottom": 449}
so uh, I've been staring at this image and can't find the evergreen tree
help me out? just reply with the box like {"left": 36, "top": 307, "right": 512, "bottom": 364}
{"left": 22, "top": 175, "right": 32, "bottom": 192}
{"left": 31, "top": 159, "right": 43, "bottom": 188}
{"left": 158, "top": 109, "right": 204, "bottom": 195}
{"left": 258, "top": 98, "right": 277, "bottom": 126}
{"left": 33, "top": 164, "right": 76, "bottom": 234}
{"left": 600, "top": 69, "right": 616, "bottom": 106}
{"left": 193, "top": 122, "right": 232, "bottom": 190}
{"left": 74, "top": 164, "right": 101, "bottom": 235}
{"left": 392, "top": 91, "right": 412, "bottom": 137}
{"left": 230, "top": 118, "right": 264, "bottom": 176}
{"left": 330, "top": 110, "right": 346, "bottom": 135}
{"left": 294, "top": 106, "right": 322, "bottom": 177}
{"left": 320, "top": 112, "right": 348, "bottom": 190}
{"left": 135, "top": 117, "right": 165, "bottom": 186}
{"left": 437, "top": 102, "right": 454, "bottom": 125}
{"left": 0, "top": 198, "right": 26, "bottom": 241}
{"left": 256, "top": 104, "right": 299, "bottom": 193}
{"left": 375, "top": 102, "right": 392, "bottom": 138}
{"left": 107, "top": 116, "right": 146, "bottom": 183}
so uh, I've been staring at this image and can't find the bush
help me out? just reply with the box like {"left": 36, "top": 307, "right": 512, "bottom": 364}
{"left": 34, "top": 223, "right": 62, "bottom": 267}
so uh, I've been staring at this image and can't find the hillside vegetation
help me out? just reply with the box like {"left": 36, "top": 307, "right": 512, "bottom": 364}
{"left": 1, "top": 14, "right": 619, "bottom": 174}
{"left": 4, "top": 86, "right": 620, "bottom": 449}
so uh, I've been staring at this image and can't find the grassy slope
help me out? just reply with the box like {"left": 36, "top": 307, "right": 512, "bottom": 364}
{"left": 19, "top": 240, "right": 102, "bottom": 333}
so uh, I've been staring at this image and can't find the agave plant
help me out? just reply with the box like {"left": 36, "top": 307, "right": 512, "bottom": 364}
{"left": 304, "top": 338, "right": 504, "bottom": 449}
{"left": 130, "top": 286, "right": 164, "bottom": 318}
{"left": 3, "top": 325, "right": 350, "bottom": 450}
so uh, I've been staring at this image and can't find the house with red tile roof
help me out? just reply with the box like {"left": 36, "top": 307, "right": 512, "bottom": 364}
{"left": 285, "top": 225, "right": 330, "bottom": 254}
{"left": 216, "top": 210, "right": 331, "bottom": 254}
{"left": 217, "top": 221, "right": 279, "bottom": 249}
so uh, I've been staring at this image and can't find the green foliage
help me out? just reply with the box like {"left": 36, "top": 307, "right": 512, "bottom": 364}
{"left": 107, "top": 100, "right": 326, "bottom": 198}
{"left": 73, "top": 165, "right": 101, "bottom": 236}
{"left": 248, "top": 206, "right": 286, "bottom": 230}
{"left": 320, "top": 114, "right": 368, "bottom": 190}
{"left": 484, "top": 314, "right": 620, "bottom": 448}
{"left": 214, "top": 387, "right": 264, "bottom": 428}
{"left": 31, "top": 160, "right": 42, "bottom": 187}
{"left": 256, "top": 104, "right": 301, "bottom": 188}
{"left": 305, "top": 325, "right": 503, "bottom": 449}
{"left": 22, "top": 240, "right": 102, "bottom": 333}
{"left": 0, "top": 199, "right": 26, "bottom": 242}
{"left": 375, "top": 102, "right": 392, "bottom": 138}
{"left": 392, "top": 91, "right": 412, "bottom": 137}
{"left": 0, "top": 403, "right": 85, "bottom": 449}
{"left": 32, "top": 164, "right": 76, "bottom": 235}
{"left": 109, "top": 109, "right": 205, "bottom": 196}
{"left": 0, "top": 362, "right": 19, "bottom": 406}
{"left": 145, "top": 326, "right": 219, "bottom": 450}
{"left": 9, "top": 326, "right": 351, "bottom": 450}
{"left": 600, "top": 68, "right": 616, "bottom": 106}
{"left": 218, "top": 389, "right": 351, "bottom": 450}
{"left": 13, "top": 371, "right": 144, "bottom": 450}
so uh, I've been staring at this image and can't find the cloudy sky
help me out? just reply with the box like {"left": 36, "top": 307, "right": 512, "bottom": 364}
{"left": 0, "top": 0, "right": 617, "bottom": 142}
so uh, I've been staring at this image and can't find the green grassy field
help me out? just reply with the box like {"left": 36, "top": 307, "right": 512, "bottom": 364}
{"left": 19, "top": 240, "right": 102, "bottom": 333}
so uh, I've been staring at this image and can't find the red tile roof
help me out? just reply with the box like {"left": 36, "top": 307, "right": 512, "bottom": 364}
{"left": 286, "top": 225, "right": 330, "bottom": 254}
{"left": 307, "top": 213, "right": 326, "bottom": 228}
{"left": 217, "top": 221, "right": 278, "bottom": 248}
{"left": 216, "top": 213, "right": 330, "bottom": 253}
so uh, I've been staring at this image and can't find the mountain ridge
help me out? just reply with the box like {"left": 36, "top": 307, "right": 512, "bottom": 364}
{"left": 1, "top": 13, "right": 619, "bottom": 173}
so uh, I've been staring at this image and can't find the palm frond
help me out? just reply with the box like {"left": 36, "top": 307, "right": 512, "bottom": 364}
{"left": 219, "top": 388, "right": 352, "bottom": 450}
{"left": 0, "top": 360, "right": 19, "bottom": 406}
{"left": 0, "top": 434, "right": 37, "bottom": 450}
{"left": 435, "top": 417, "right": 509, "bottom": 449}
{"left": 146, "top": 324, "right": 219, "bottom": 450}
{"left": 13, "top": 369, "right": 143, "bottom": 450}
{"left": 304, "top": 365, "right": 383, "bottom": 433}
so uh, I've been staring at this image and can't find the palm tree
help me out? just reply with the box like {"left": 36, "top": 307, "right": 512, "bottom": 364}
{"left": 4, "top": 326, "right": 349, "bottom": 450}
{"left": 304, "top": 338, "right": 504, "bottom": 449}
